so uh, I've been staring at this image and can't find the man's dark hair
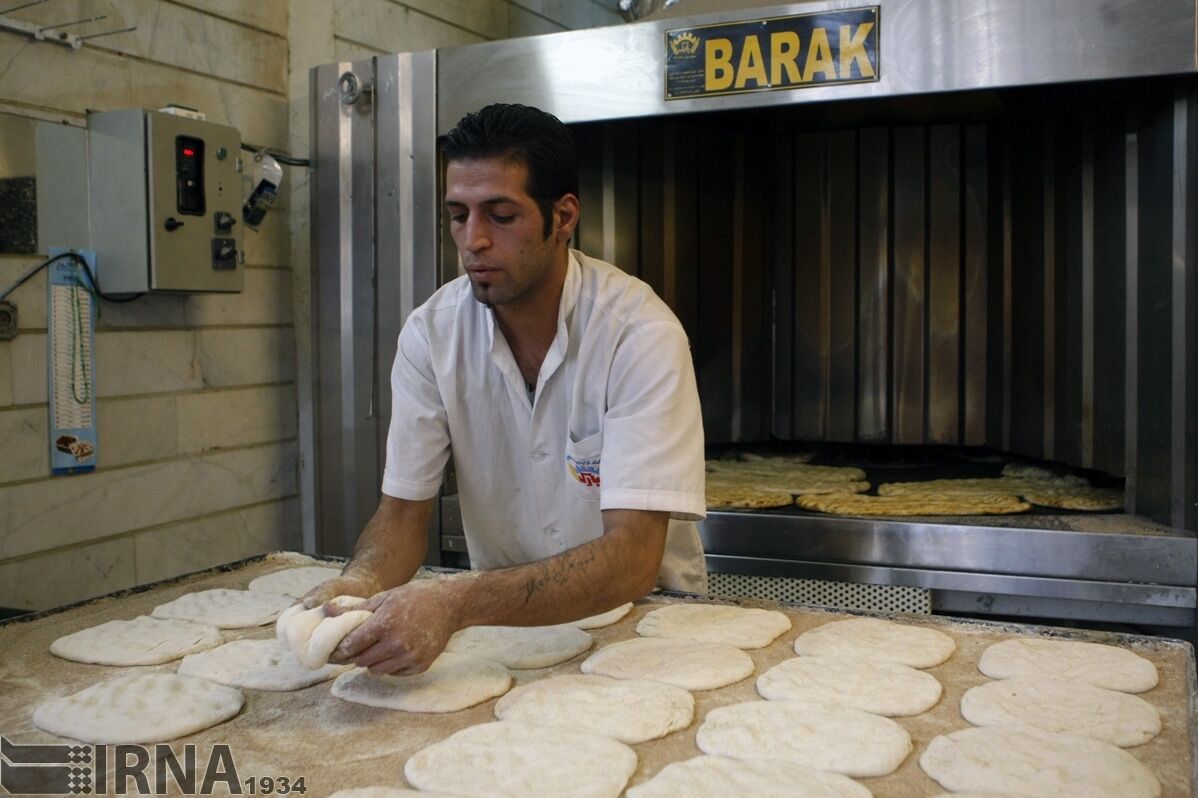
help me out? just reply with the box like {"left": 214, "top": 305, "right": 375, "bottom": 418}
{"left": 442, "top": 103, "right": 579, "bottom": 239}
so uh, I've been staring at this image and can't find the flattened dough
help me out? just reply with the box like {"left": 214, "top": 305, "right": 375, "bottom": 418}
{"left": 50, "top": 615, "right": 221, "bottom": 665}
{"left": 798, "top": 492, "right": 1030, "bottom": 516}
{"left": 581, "top": 637, "right": 754, "bottom": 690}
{"left": 331, "top": 652, "right": 511, "bottom": 713}
{"left": 33, "top": 672, "right": 243, "bottom": 744}
{"left": 248, "top": 565, "right": 342, "bottom": 598}
{"left": 933, "top": 794, "right": 1038, "bottom": 798}
{"left": 757, "top": 655, "right": 941, "bottom": 716}
{"left": 794, "top": 617, "right": 956, "bottom": 668}
{"left": 960, "top": 676, "right": 1161, "bottom": 746}
{"left": 494, "top": 674, "right": 693, "bottom": 744}
{"left": 328, "top": 786, "right": 452, "bottom": 790}
{"left": 178, "top": 639, "right": 349, "bottom": 691}
{"left": 328, "top": 786, "right": 450, "bottom": 790}
{"left": 697, "top": 699, "right": 911, "bottom": 777}
{"left": 625, "top": 755, "right": 872, "bottom": 798}
{"left": 569, "top": 602, "right": 633, "bottom": 629}
{"left": 404, "top": 720, "right": 637, "bottom": 798}
{"left": 636, "top": 603, "right": 791, "bottom": 649}
{"left": 919, "top": 725, "right": 1160, "bottom": 798}
{"left": 151, "top": 588, "right": 294, "bottom": 628}
{"left": 978, "top": 637, "right": 1158, "bottom": 692}
{"left": 444, "top": 624, "right": 593, "bottom": 669}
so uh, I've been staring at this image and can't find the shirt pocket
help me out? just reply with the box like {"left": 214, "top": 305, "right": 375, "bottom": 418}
{"left": 564, "top": 430, "right": 603, "bottom": 502}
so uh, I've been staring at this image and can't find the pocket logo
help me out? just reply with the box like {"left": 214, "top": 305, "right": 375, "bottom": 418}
{"left": 566, "top": 454, "right": 601, "bottom": 487}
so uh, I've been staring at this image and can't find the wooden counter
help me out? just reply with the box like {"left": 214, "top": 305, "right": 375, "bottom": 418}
{"left": 1, "top": 552, "right": 1193, "bottom": 797}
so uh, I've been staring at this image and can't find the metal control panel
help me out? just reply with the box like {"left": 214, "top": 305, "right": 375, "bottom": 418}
{"left": 86, "top": 109, "right": 243, "bottom": 293}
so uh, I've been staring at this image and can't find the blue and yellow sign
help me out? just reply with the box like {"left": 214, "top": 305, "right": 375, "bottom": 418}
{"left": 665, "top": 7, "right": 879, "bottom": 100}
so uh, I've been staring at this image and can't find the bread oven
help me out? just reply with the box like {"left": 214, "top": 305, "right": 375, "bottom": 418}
{"left": 310, "top": 0, "right": 1197, "bottom": 641}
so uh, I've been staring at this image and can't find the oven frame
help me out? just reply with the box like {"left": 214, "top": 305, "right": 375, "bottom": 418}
{"left": 309, "top": 0, "right": 1198, "bottom": 641}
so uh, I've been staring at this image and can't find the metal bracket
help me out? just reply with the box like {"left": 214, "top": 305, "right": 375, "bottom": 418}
{"left": 0, "top": 1, "right": 136, "bottom": 50}
{"left": 339, "top": 71, "right": 372, "bottom": 106}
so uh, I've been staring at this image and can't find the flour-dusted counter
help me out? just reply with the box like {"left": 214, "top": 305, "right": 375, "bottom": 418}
{"left": 0, "top": 552, "right": 1194, "bottom": 796}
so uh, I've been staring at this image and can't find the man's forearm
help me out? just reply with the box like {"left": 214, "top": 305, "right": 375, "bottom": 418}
{"left": 341, "top": 496, "right": 433, "bottom": 593}
{"left": 442, "top": 509, "right": 667, "bottom": 629}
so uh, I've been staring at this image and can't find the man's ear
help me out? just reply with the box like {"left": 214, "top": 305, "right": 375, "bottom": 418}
{"left": 554, "top": 194, "right": 580, "bottom": 242}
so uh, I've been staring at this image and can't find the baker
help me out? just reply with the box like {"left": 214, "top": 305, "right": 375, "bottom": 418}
{"left": 303, "top": 103, "right": 707, "bottom": 676}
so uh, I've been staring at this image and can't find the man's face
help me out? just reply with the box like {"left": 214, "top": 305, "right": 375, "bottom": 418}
{"left": 445, "top": 156, "right": 560, "bottom": 309}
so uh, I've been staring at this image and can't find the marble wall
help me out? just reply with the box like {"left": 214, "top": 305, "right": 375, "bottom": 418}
{"left": 0, "top": 0, "right": 620, "bottom": 611}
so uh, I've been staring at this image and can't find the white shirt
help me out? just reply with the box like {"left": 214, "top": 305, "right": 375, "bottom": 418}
{"left": 382, "top": 250, "right": 708, "bottom": 591}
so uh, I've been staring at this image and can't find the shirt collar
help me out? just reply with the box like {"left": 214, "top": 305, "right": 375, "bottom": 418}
{"left": 541, "top": 250, "right": 582, "bottom": 383}
{"left": 483, "top": 250, "right": 581, "bottom": 386}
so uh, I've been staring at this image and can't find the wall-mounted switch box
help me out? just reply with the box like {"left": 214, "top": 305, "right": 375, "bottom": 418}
{"left": 38, "top": 109, "right": 244, "bottom": 295}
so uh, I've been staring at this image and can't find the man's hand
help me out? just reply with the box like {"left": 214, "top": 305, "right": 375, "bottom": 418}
{"left": 326, "top": 578, "right": 460, "bottom": 676}
{"left": 302, "top": 496, "right": 433, "bottom": 610}
{"left": 299, "top": 571, "right": 382, "bottom": 610}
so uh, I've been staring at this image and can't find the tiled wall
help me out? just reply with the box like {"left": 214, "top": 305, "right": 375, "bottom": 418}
{"left": 0, "top": 0, "right": 620, "bottom": 611}
{"left": 0, "top": 0, "right": 297, "bottom": 611}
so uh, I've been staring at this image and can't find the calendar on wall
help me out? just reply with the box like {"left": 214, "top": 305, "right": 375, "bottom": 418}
{"left": 47, "top": 248, "right": 97, "bottom": 475}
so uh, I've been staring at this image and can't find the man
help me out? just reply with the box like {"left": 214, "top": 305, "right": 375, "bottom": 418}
{"left": 305, "top": 104, "right": 706, "bottom": 676}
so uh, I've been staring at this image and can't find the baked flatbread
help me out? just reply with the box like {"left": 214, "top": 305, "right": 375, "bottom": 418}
{"left": 878, "top": 476, "right": 1086, "bottom": 497}
{"left": 706, "top": 458, "right": 870, "bottom": 509}
{"left": 707, "top": 461, "right": 867, "bottom": 482}
{"left": 880, "top": 475, "right": 1121, "bottom": 512}
{"left": 1020, "top": 485, "right": 1123, "bottom": 511}
{"left": 798, "top": 492, "right": 1030, "bottom": 516}
{"left": 705, "top": 485, "right": 795, "bottom": 510}
{"left": 739, "top": 452, "right": 816, "bottom": 465}
{"left": 709, "top": 475, "right": 869, "bottom": 496}
{"left": 1001, "top": 463, "right": 1058, "bottom": 479}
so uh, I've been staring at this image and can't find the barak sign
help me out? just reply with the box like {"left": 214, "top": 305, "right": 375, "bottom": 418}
{"left": 666, "top": 7, "right": 879, "bottom": 99}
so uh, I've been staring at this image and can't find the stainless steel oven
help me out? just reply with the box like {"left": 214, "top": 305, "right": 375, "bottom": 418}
{"left": 309, "top": 0, "right": 1197, "bottom": 641}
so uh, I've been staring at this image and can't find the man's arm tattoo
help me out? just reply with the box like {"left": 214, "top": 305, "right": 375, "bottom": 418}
{"left": 523, "top": 546, "right": 599, "bottom": 604}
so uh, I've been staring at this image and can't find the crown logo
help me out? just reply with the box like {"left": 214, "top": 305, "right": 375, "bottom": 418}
{"left": 669, "top": 31, "right": 700, "bottom": 58}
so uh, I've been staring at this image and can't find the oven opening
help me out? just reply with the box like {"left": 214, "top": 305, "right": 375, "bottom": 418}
{"left": 415, "top": 75, "right": 1197, "bottom": 638}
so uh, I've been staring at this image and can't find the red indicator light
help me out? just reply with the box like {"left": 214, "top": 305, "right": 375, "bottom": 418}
{"left": 183, "top": 148, "right": 196, "bottom": 157}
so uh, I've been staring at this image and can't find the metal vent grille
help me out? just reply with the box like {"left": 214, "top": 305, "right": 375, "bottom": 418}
{"left": 708, "top": 572, "right": 931, "bottom": 614}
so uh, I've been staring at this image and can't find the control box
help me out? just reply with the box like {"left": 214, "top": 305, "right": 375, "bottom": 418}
{"left": 85, "top": 109, "right": 243, "bottom": 293}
